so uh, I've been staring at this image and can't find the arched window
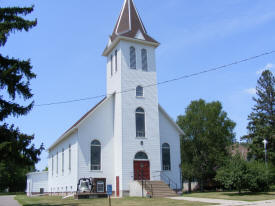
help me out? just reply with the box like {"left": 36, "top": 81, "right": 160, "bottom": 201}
{"left": 136, "top": 86, "right": 143, "bottom": 97}
{"left": 52, "top": 155, "right": 54, "bottom": 176}
{"left": 69, "top": 144, "right": 71, "bottom": 170}
{"left": 141, "top": 49, "right": 148, "bottom": 71}
{"left": 135, "top": 152, "right": 148, "bottom": 160}
{"left": 115, "top": 50, "right": 118, "bottom": 72}
{"left": 62, "top": 148, "right": 64, "bottom": 173}
{"left": 56, "top": 152, "right": 58, "bottom": 174}
{"left": 110, "top": 55, "right": 113, "bottom": 76}
{"left": 130, "top": 46, "right": 136, "bottom": 69}
{"left": 136, "top": 107, "right": 145, "bottom": 137}
{"left": 162, "top": 143, "right": 171, "bottom": 171}
{"left": 91, "top": 140, "right": 101, "bottom": 170}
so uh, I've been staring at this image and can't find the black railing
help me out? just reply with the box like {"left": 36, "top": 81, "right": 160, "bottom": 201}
{"left": 133, "top": 170, "right": 179, "bottom": 197}
{"left": 137, "top": 169, "right": 153, "bottom": 197}
{"left": 161, "top": 172, "right": 178, "bottom": 192}
{"left": 152, "top": 171, "right": 178, "bottom": 193}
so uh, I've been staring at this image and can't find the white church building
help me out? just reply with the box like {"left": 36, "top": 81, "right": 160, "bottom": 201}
{"left": 27, "top": 0, "right": 183, "bottom": 197}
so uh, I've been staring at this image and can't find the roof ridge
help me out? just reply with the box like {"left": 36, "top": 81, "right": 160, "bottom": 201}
{"left": 48, "top": 97, "right": 107, "bottom": 150}
{"left": 110, "top": 0, "right": 158, "bottom": 44}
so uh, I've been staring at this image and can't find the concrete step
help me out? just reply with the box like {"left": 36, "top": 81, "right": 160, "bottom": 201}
{"left": 138, "top": 180, "right": 178, "bottom": 198}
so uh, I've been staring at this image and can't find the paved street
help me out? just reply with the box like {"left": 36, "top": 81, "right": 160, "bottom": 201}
{"left": 0, "top": 196, "right": 21, "bottom": 206}
{"left": 169, "top": 196, "right": 275, "bottom": 206}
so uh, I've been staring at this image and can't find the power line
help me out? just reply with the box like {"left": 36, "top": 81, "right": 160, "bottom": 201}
{"left": 35, "top": 50, "right": 275, "bottom": 107}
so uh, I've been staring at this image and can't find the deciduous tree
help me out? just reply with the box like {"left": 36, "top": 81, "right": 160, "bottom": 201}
{"left": 177, "top": 99, "right": 236, "bottom": 191}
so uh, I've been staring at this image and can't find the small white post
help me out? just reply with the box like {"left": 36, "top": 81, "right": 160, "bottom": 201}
{"left": 263, "top": 139, "right": 268, "bottom": 167}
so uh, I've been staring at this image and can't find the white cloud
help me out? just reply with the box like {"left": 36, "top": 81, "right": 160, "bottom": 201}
{"left": 244, "top": 88, "right": 257, "bottom": 95}
{"left": 256, "top": 63, "right": 274, "bottom": 75}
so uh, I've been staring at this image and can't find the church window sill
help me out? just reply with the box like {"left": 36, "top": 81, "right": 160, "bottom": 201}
{"left": 136, "top": 137, "right": 147, "bottom": 140}
{"left": 90, "top": 170, "right": 103, "bottom": 173}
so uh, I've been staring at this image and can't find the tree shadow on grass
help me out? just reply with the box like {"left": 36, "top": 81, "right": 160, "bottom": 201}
{"left": 224, "top": 192, "right": 273, "bottom": 197}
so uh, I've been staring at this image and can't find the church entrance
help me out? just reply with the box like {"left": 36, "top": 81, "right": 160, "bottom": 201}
{"left": 133, "top": 152, "right": 150, "bottom": 180}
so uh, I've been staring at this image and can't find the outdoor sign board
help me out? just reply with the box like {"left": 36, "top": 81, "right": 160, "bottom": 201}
{"left": 107, "top": 184, "right": 112, "bottom": 196}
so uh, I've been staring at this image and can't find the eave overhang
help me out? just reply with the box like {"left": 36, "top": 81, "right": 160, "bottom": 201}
{"left": 102, "top": 36, "right": 160, "bottom": 57}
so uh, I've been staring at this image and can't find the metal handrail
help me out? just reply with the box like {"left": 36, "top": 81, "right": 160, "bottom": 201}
{"left": 161, "top": 172, "right": 178, "bottom": 192}
{"left": 152, "top": 171, "right": 178, "bottom": 192}
{"left": 137, "top": 171, "right": 153, "bottom": 197}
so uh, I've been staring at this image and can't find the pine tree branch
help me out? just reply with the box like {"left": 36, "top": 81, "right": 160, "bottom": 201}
{"left": 0, "top": 99, "right": 33, "bottom": 121}
{"left": 0, "top": 6, "right": 37, "bottom": 47}
{"left": 0, "top": 55, "right": 35, "bottom": 101}
{"left": 0, "top": 6, "right": 34, "bottom": 17}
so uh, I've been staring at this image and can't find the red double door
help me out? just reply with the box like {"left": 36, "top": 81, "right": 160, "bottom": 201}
{"left": 134, "top": 161, "right": 150, "bottom": 180}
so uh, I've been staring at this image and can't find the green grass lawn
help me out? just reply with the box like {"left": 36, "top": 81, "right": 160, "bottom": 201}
{"left": 184, "top": 191, "right": 275, "bottom": 202}
{"left": 15, "top": 195, "right": 212, "bottom": 206}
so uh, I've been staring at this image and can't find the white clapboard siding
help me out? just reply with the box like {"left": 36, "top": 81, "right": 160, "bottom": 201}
{"left": 159, "top": 107, "right": 182, "bottom": 190}
{"left": 77, "top": 96, "right": 115, "bottom": 187}
{"left": 26, "top": 171, "right": 48, "bottom": 195}
{"left": 48, "top": 131, "right": 78, "bottom": 193}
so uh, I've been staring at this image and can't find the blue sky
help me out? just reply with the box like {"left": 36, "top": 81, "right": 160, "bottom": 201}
{"left": 1, "top": 0, "right": 275, "bottom": 171}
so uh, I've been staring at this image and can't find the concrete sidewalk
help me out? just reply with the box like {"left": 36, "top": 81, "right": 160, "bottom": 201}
{"left": 0, "top": 195, "right": 21, "bottom": 206}
{"left": 169, "top": 196, "right": 275, "bottom": 206}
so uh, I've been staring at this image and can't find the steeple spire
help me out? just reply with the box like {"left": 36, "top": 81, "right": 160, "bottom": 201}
{"left": 110, "top": 0, "right": 158, "bottom": 44}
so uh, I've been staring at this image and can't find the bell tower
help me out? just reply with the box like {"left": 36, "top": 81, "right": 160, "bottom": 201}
{"left": 102, "top": 0, "right": 161, "bottom": 195}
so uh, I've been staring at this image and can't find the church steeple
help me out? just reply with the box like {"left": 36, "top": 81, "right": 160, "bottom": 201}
{"left": 111, "top": 0, "right": 158, "bottom": 43}
{"left": 103, "top": 0, "right": 159, "bottom": 56}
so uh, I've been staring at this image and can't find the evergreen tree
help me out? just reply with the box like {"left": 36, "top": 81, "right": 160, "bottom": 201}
{"left": 242, "top": 70, "right": 275, "bottom": 164}
{"left": 0, "top": 5, "right": 44, "bottom": 192}
{"left": 0, "top": 6, "right": 37, "bottom": 120}
{"left": 177, "top": 99, "right": 236, "bottom": 191}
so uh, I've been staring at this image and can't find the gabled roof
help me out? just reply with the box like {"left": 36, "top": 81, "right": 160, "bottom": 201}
{"left": 48, "top": 97, "right": 183, "bottom": 151}
{"left": 110, "top": 0, "right": 158, "bottom": 44}
{"left": 158, "top": 105, "right": 184, "bottom": 135}
{"left": 48, "top": 97, "right": 107, "bottom": 151}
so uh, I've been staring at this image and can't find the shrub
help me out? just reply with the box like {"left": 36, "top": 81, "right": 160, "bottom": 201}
{"left": 215, "top": 154, "right": 273, "bottom": 193}
{"left": 246, "top": 161, "right": 269, "bottom": 192}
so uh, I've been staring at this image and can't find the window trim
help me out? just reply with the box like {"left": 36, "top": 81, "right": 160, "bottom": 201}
{"left": 91, "top": 140, "right": 101, "bottom": 171}
{"left": 110, "top": 55, "right": 113, "bottom": 76}
{"left": 52, "top": 155, "right": 54, "bottom": 176}
{"left": 136, "top": 86, "right": 144, "bottom": 97}
{"left": 135, "top": 107, "right": 145, "bottom": 138}
{"left": 162, "top": 143, "right": 171, "bottom": 171}
{"left": 115, "top": 50, "right": 118, "bottom": 72}
{"left": 56, "top": 151, "right": 58, "bottom": 175}
{"left": 134, "top": 151, "right": 149, "bottom": 160}
{"left": 62, "top": 148, "right": 64, "bottom": 174}
{"left": 68, "top": 144, "right": 71, "bottom": 171}
{"left": 141, "top": 48, "right": 148, "bottom": 71}
{"left": 130, "top": 46, "right": 136, "bottom": 69}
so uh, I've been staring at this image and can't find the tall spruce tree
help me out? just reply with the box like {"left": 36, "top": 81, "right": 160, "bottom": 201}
{"left": 242, "top": 70, "right": 275, "bottom": 164}
{"left": 0, "top": 5, "right": 44, "bottom": 192}
{"left": 177, "top": 100, "right": 236, "bottom": 191}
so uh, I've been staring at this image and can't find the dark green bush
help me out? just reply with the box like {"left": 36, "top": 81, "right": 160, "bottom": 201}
{"left": 215, "top": 154, "right": 273, "bottom": 193}
{"left": 246, "top": 161, "right": 269, "bottom": 192}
